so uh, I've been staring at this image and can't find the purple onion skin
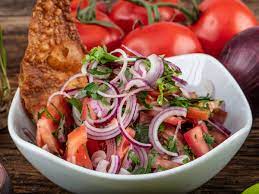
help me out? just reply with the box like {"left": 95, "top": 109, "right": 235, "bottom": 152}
{"left": 219, "top": 27, "right": 259, "bottom": 110}
{"left": 0, "top": 164, "right": 13, "bottom": 194}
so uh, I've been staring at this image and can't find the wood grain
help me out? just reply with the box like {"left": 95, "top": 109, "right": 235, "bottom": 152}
{"left": 0, "top": 0, "right": 259, "bottom": 193}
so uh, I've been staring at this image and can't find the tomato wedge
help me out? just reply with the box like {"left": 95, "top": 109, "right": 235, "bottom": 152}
{"left": 75, "top": 144, "right": 93, "bottom": 169}
{"left": 165, "top": 116, "right": 185, "bottom": 126}
{"left": 66, "top": 125, "right": 92, "bottom": 169}
{"left": 184, "top": 126, "right": 210, "bottom": 157}
{"left": 117, "top": 127, "right": 136, "bottom": 160}
{"left": 209, "top": 129, "right": 227, "bottom": 146}
{"left": 153, "top": 156, "right": 180, "bottom": 169}
{"left": 187, "top": 107, "right": 210, "bottom": 121}
{"left": 36, "top": 118, "right": 61, "bottom": 154}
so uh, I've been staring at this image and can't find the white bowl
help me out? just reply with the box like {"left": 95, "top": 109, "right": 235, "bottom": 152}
{"left": 8, "top": 54, "right": 252, "bottom": 193}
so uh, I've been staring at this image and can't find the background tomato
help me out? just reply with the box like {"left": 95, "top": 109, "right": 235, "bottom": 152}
{"left": 109, "top": 0, "right": 182, "bottom": 34}
{"left": 190, "top": 0, "right": 257, "bottom": 57}
{"left": 74, "top": 10, "right": 123, "bottom": 51}
{"left": 122, "top": 22, "right": 203, "bottom": 57}
{"left": 71, "top": 0, "right": 107, "bottom": 13}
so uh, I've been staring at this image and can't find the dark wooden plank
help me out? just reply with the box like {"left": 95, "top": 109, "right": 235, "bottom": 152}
{"left": 0, "top": 0, "right": 259, "bottom": 193}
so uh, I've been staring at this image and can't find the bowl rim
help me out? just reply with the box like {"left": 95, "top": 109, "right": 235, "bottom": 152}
{"left": 8, "top": 53, "right": 253, "bottom": 181}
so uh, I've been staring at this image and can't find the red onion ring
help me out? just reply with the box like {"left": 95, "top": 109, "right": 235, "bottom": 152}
{"left": 84, "top": 118, "right": 118, "bottom": 133}
{"left": 91, "top": 150, "right": 107, "bottom": 168}
{"left": 172, "top": 76, "right": 188, "bottom": 87}
{"left": 47, "top": 91, "right": 71, "bottom": 106}
{"left": 149, "top": 107, "right": 187, "bottom": 156}
{"left": 207, "top": 119, "right": 231, "bottom": 136}
{"left": 88, "top": 129, "right": 121, "bottom": 141}
{"left": 108, "top": 155, "right": 120, "bottom": 174}
{"left": 122, "top": 44, "right": 144, "bottom": 58}
{"left": 125, "top": 78, "right": 149, "bottom": 91}
{"left": 119, "top": 168, "right": 131, "bottom": 175}
{"left": 60, "top": 73, "right": 86, "bottom": 92}
{"left": 96, "top": 159, "right": 110, "bottom": 173}
{"left": 133, "top": 146, "right": 148, "bottom": 169}
{"left": 165, "top": 60, "right": 182, "bottom": 73}
{"left": 118, "top": 94, "right": 152, "bottom": 148}
{"left": 145, "top": 54, "right": 164, "bottom": 86}
{"left": 106, "top": 139, "right": 116, "bottom": 160}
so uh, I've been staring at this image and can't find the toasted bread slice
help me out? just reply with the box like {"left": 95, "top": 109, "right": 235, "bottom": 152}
{"left": 19, "top": 0, "right": 85, "bottom": 120}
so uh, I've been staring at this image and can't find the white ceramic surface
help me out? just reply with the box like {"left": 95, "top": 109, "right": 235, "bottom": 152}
{"left": 8, "top": 54, "right": 252, "bottom": 194}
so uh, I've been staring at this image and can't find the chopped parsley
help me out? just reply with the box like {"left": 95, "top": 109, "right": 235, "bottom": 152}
{"left": 134, "top": 124, "right": 149, "bottom": 144}
{"left": 182, "top": 157, "right": 190, "bottom": 164}
{"left": 68, "top": 97, "right": 82, "bottom": 113}
{"left": 183, "top": 145, "right": 194, "bottom": 159}
{"left": 158, "top": 123, "right": 165, "bottom": 132}
{"left": 166, "top": 137, "right": 178, "bottom": 153}
{"left": 82, "top": 46, "right": 118, "bottom": 64}
{"left": 115, "top": 135, "right": 122, "bottom": 145}
{"left": 128, "top": 150, "right": 140, "bottom": 165}
{"left": 89, "top": 66, "right": 112, "bottom": 76}
{"left": 137, "top": 91, "right": 153, "bottom": 109}
{"left": 156, "top": 165, "right": 167, "bottom": 172}
{"left": 203, "top": 133, "right": 215, "bottom": 146}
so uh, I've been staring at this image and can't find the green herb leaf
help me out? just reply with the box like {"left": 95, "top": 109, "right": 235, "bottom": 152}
{"left": 83, "top": 46, "right": 118, "bottom": 64}
{"left": 89, "top": 67, "right": 112, "bottom": 76}
{"left": 133, "top": 167, "right": 146, "bottom": 175}
{"left": 158, "top": 123, "right": 165, "bottom": 132}
{"left": 166, "top": 137, "right": 178, "bottom": 153}
{"left": 203, "top": 133, "right": 215, "bottom": 146}
{"left": 135, "top": 124, "right": 149, "bottom": 144}
{"left": 137, "top": 91, "right": 153, "bottom": 109}
{"left": 68, "top": 97, "right": 82, "bottom": 113}
{"left": 156, "top": 165, "right": 167, "bottom": 172}
{"left": 128, "top": 150, "right": 140, "bottom": 165}
{"left": 145, "top": 150, "right": 158, "bottom": 173}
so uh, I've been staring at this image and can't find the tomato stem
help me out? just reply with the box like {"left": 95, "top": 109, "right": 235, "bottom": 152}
{"left": 127, "top": 0, "right": 155, "bottom": 24}
{"left": 155, "top": 2, "right": 196, "bottom": 24}
{"left": 152, "top": 5, "right": 161, "bottom": 22}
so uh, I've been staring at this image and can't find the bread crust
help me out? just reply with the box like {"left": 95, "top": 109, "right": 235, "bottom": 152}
{"left": 19, "top": 0, "right": 85, "bottom": 120}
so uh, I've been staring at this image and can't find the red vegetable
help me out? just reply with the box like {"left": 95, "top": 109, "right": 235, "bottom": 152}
{"left": 190, "top": 0, "right": 257, "bottom": 58}
{"left": 109, "top": 0, "right": 182, "bottom": 34}
{"left": 70, "top": 0, "right": 107, "bottom": 14}
{"left": 184, "top": 126, "right": 210, "bottom": 157}
{"left": 187, "top": 107, "right": 210, "bottom": 121}
{"left": 219, "top": 27, "right": 259, "bottom": 107}
{"left": 122, "top": 22, "right": 203, "bottom": 57}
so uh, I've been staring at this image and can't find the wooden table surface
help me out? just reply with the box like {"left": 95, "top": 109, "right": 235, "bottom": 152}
{"left": 0, "top": 0, "right": 259, "bottom": 193}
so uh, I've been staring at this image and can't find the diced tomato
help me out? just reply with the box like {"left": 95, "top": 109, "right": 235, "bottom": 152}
{"left": 209, "top": 129, "right": 227, "bottom": 146}
{"left": 165, "top": 116, "right": 185, "bottom": 126}
{"left": 81, "top": 98, "right": 97, "bottom": 121}
{"left": 66, "top": 126, "right": 88, "bottom": 162}
{"left": 36, "top": 118, "right": 61, "bottom": 154}
{"left": 199, "top": 121, "right": 209, "bottom": 133}
{"left": 184, "top": 126, "right": 210, "bottom": 157}
{"left": 75, "top": 144, "right": 93, "bottom": 169}
{"left": 87, "top": 139, "right": 104, "bottom": 157}
{"left": 42, "top": 95, "right": 73, "bottom": 127}
{"left": 117, "top": 127, "right": 136, "bottom": 160}
{"left": 187, "top": 107, "right": 210, "bottom": 121}
{"left": 139, "top": 110, "right": 157, "bottom": 124}
{"left": 161, "top": 128, "right": 185, "bottom": 155}
{"left": 153, "top": 156, "right": 180, "bottom": 170}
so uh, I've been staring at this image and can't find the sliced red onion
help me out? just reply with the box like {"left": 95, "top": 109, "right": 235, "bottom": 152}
{"left": 72, "top": 106, "right": 82, "bottom": 127}
{"left": 207, "top": 119, "right": 231, "bottom": 137}
{"left": 47, "top": 91, "right": 71, "bottom": 106}
{"left": 22, "top": 128, "right": 36, "bottom": 144}
{"left": 132, "top": 104, "right": 140, "bottom": 123}
{"left": 91, "top": 150, "right": 107, "bottom": 168}
{"left": 172, "top": 76, "right": 188, "bottom": 87}
{"left": 96, "top": 159, "right": 110, "bottom": 173}
{"left": 164, "top": 60, "right": 182, "bottom": 73}
{"left": 106, "top": 139, "right": 116, "bottom": 160}
{"left": 121, "top": 147, "right": 133, "bottom": 169}
{"left": 172, "top": 155, "right": 189, "bottom": 165}
{"left": 145, "top": 54, "right": 164, "bottom": 86}
{"left": 88, "top": 61, "right": 98, "bottom": 83}
{"left": 119, "top": 168, "right": 131, "bottom": 175}
{"left": 149, "top": 107, "right": 187, "bottom": 156}
{"left": 84, "top": 118, "right": 118, "bottom": 133}
{"left": 110, "top": 49, "right": 128, "bottom": 85}
{"left": 172, "top": 121, "right": 181, "bottom": 143}
{"left": 60, "top": 73, "right": 86, "bottom": 93}
{"left": 125, "top": 78, "right": 149, "bottom": 91}
{"left": 118, "top": 94, "right": 152, "bottom": 148}
{"left": 129, "top": 67, "right": 141, "bottom": 78}
{"left": 81, "top": 61, "right": 90, "bottom": 75}
{"left": 98, "top": 86, "right": 150, "bottom": 99}
{"left": 108, "top": 155, "right": 120, "bottom": 174}
{"left": 87, "top": 80, "right": 119, "bottom": 125}
{"left": 88, "top": 129, "right": 121, "bottom": 141}
{"left": 122, "top": 44, "right": 144, "bottom": 58}
{"left": 133, "top": 146, "right": 148, "bottom": 169}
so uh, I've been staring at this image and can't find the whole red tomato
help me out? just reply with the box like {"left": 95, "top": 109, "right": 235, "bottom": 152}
{"left": 122, "top": 22, "right": 203, "bottom": 57}
{"left": 72, "top": 9, "right": 123, "bottom": 51}
{"left": 190, "top": 0, "right": 257, "bottom": 58}
{"left": 71, "top": 0, "right": 107, "bottom": 13}
{"left": 109, "top": 0, "right": 183, "bottom": 34}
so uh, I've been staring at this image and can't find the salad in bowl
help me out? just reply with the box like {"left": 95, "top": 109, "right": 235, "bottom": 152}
{"left": 33, "top": 46, "right": 230, "bottom": 175}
